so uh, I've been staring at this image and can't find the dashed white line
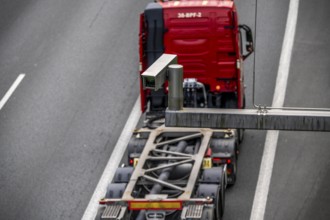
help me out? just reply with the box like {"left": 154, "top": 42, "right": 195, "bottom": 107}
{"left": 0, "top": 73, "right": 25, "bottom": 111}
{"left": 82, "top": 96, "right": 141, "bottom": 220}
{"left": 250, "top": 0, "right": 300, "bottom": 220}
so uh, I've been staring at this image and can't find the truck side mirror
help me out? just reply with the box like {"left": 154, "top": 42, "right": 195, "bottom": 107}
{"left": 239, "top": 24, "right": 254, "bottom": 60}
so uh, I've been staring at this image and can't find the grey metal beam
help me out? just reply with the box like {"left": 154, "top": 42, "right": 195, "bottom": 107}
{"left": 143, "top": 175, "right": 185, "bottom": 192}
{"left": 165, "top": 108, "right": 330, "bottom": 132}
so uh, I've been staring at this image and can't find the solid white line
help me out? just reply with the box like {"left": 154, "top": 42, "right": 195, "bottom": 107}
{"left": 250, "top": 0, "right": 300, "bottom": 220}
{"left": 82, "top": 96, "right": 141, "bottom": 220}
{"left": 0, "top": 74, "right": 26, "bottom": 111}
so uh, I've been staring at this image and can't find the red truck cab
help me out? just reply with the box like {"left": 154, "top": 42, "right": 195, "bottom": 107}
{"left": 139, "top": 0, "right": 253, "bottom": 114}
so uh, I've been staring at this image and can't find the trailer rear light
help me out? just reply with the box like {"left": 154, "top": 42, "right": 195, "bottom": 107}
{"left": 212, "top": 158, "right": 231, "bottom": 164}
{"left": 99, "top": 199, "right": 114, "bottom": 205}
{"left": 129, "top": 158, "right": 139, "bottom": 167}
{"left": 129, "top": 201, "right": 182, "bottom": 210}
{"left": 205, "top": 148, "right": 212, "bottom": 157}
{"left": 216, "top": 85, "right": 221, "bottom": 91}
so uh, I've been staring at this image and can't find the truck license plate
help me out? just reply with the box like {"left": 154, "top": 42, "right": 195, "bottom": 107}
{"left": 202, "top": 158, "right": 212, "bottom": 169}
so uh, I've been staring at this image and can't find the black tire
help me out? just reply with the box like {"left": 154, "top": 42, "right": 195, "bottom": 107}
{"left": 127, "top": 137, "right": 147, "bottom": 154}
{"left": 217, "top": 170, "right": 226, "bottom": 219}
{"left": 232, "top": 129, "right": 240, "bottom": 149}
{"left": 105, "top": 183, "right": 127, "bottom": 198}
{"left": 113, "top": 167, "right": 134, "bottom": 183}
{"left": 218, "top": 174, "right": 226, "bottom": 220}
{"left": 210, "top": 138, "right": 236, "bottom": 154}
{"left": 96, "top": 183, "right": 127, "bottom": 220}
{"left": 127, "top": 137, "right": 147, "bottom": 164}
{"left": 195, "top": 184, "right": 224, "bottom": 220}
{"left": 238, "top": 128, "right": 244, "bottom": 144}
{"left": 227, "top": 154, "right": 237, "bottom": 187}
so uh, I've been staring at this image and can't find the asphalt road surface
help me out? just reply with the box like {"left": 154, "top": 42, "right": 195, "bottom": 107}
{"left": 265, "top": 0, "right": 330, "bottom": 219}
{"left": 0, "top": 0, "right": 329, "bottom": 220}
{"left": 0, "top": 0, "right": 149, "bottom": 219}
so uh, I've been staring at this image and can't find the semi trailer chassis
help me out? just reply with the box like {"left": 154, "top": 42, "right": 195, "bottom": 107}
{"left": 97, "top": 126, "right": 231, "bottom": 220}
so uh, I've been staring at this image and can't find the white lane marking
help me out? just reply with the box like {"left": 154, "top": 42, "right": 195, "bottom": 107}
{"left": 0, "top": 74, "right": 26, "bottom": 111}
{"left": 82, "top": 96, "right": 141, "bottom": 220}
{"left": 250, "top": 0, "right": 300, "bottom": 220}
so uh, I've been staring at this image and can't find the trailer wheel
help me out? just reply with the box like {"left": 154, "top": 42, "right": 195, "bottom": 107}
{"left": 217, "top": 172, "right": 226, "bottom": 219}
{"left": 227, "top": 154, "right": 237, "bottom": 186}
{"left": 95, "top": 183, "right": 127, "bottom": 219}
{"left": 113, "top": 167, "right": 134, "bottom": 183}
{"left": 195, "top": 183, "right": 225, "bottom": 220}
{"left": 210, "top": 138, "right": 236, "bottom": 154}
{"left": 232, "top": 129, "right": 240, "bottom": 151}
{"left": 106, "top": 183, "right": 127, "bottom": 198}
{"left": 127, "top": 137, "right": 147, "bottom": 164}
{"left": 127, "top": 137, "right": 147, "bottom": 154}
{"left": 238, "top": 128, "right": 244, "bottom": 144}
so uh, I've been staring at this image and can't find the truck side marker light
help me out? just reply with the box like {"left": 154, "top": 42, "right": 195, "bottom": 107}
{"left": 212, "top": 158, "right": 231, "bottom": 164}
